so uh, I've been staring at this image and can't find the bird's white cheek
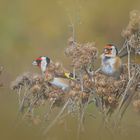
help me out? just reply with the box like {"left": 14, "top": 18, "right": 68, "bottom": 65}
{"left": 32, "top": 61, "right": 37, "bottom": 66}
{"left": 41, "top": 60, "right": 47, "bottom": 72}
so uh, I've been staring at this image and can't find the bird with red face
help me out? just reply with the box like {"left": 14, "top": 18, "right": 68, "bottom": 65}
{"left": 32, "top": 56, "right": 50, "bottom": 76}
{"left": 32, "top": 56, "right": 73, "bottom": 91}
{"left": 100, "top": 44, "right": 122, "bottom": 79}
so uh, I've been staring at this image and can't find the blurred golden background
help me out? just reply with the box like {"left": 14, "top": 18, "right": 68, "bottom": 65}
{"left": 0, "top": 0, "right": 140, "bottom": 140}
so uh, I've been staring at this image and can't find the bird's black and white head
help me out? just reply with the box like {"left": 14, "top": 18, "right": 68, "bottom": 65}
{"left": 103, "top": 44, "right": 118, "bottom": 58}
{"left": 32, "top": 56, "right": 50, "bottom": 74}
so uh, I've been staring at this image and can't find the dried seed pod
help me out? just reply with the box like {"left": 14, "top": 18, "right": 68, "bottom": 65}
{"left": 94, "top": 71, "right": 128, "bottom": 97}
{"left": 65, "top": 38, "right": 98, "bottom": 70}
{"left": 122, "top": 10, "right": 140, "bottom": 38}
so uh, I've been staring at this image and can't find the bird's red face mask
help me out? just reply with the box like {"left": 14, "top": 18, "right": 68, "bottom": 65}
{"left": 104, "top": 45, "right": 113, "bottom": 56}
{"left": 103, "top": 44, "right": 118, "bottom": 58}
{"left": 32, "top": 57, "right": 42, "bottom": 68}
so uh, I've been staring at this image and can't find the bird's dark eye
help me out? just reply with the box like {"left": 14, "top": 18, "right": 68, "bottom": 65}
{"left": 106, "top": 48, "right": 112, "bottom": 51}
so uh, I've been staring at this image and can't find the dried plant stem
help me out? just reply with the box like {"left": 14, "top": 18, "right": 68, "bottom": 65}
{"left": 115, "top": 70, "right": 140, "bottom": 126}
{"left": 17, "top": 86, "right": 22, "bottom": 105}
{"left": 21, "top": 91, "right": 45, "bottom": 121}
{"left": 118, "top": 72, "right": 136, "bottom": 110}
{"left": 119, "top": 72, "right": 140, "bottom": 118}
{"left": 80, "top": 71, "right": 84, "bottom": 91}
{"left": 28, "top": 92, "right": 45, "bottom": 112}
{"left": 77, "top": 95, "right": 93, "bottom": 139}
{"left": 19, "top": 85, "right": 30, "bottom": 112}
{"left": 118, "top": 40, "right": 127, "bottom": 54}
{"left": 43, "top": 98, "right": 70, "bottom": 135}
{"left": 77, "top": 104, "right": 86, "bottom": 139}
{"left": 44, "top": 99, "right": 56, "bottom": 120}
{"left": 126, "top": 40, "right": 131, "bottom": 80}
{"left": 94, "top": 68, "right": 101, "bottom": 74}
{"left": 69, "top": 15, "right": 76, "bottom": 46}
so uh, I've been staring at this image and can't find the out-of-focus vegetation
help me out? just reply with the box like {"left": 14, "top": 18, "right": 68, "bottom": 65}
{"left": 0, "top": 0, "right": 140, "bottom": 140}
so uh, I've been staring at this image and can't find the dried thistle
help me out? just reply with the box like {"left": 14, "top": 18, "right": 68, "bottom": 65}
{"left": 122, "top": 10, "right": 140, "bottom": 38}
{"left": 65, "top": 37, "right": 98, "bottom": 70}
{"left": 121, "top": 10, "right": 140, "bottom": 53}
{"left": 94, "top": 72, "right": 128, "bottom": 97}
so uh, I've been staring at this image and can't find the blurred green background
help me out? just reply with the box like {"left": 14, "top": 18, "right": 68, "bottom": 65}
{"left": 0, "top": 0, "right": 140, "bottom": 140}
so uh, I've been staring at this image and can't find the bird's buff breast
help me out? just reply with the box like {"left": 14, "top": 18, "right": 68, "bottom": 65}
{"left": 101, "top": 57, "right": 116, "bottom": 75}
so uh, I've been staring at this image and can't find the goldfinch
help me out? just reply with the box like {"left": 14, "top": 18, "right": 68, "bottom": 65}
{"left": 100, "top": 44, "right": 122, "bottom": 79}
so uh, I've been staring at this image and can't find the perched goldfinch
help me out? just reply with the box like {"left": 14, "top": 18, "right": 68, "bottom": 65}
{"left": 100, "top": 44, "right": 122, "bottom": 79}
{"left": 32, "top": 56, "right": 75, "bottom": 91}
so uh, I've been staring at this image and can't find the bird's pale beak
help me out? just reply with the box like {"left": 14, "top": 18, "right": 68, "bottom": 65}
{"left": 32, "top": 61, "right": 37, "bottom": 66}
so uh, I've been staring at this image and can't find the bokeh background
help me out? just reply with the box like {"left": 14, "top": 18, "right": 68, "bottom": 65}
{"left": 0, "top": 0, "right": 140, "bottom": 140}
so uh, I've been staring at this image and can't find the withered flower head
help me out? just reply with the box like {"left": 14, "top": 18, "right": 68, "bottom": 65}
{"left": 11, "top": 72, "right": 33, "bottom": 90}
{"left": 65, "top": 38, "right": 98, "bottom": 70}
{"left": 122, "top": 10, "right": 140, "bottom": 38}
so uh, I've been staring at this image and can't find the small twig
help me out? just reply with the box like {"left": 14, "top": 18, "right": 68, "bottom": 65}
{"left": 94, "top": 68, "right": 101, "bottom": 74}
